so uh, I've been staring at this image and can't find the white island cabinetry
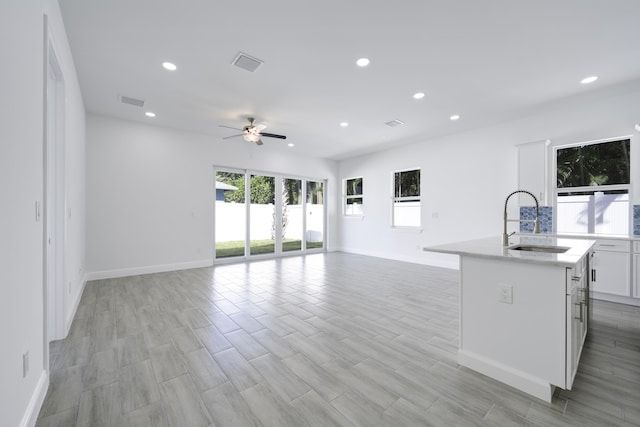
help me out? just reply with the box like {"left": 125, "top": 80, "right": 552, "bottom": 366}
{"left": 425, "top": 235, "right": 594, "bottom": 402}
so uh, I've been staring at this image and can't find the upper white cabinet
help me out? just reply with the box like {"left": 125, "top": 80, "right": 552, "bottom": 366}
{"left": 517, "top": 139, "right": 550, "bottom": 206}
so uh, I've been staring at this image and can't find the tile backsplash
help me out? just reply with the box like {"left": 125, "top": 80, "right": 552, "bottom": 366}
{"left": 634, "top": 205, "right": 640, "bottom": 235}
{"left": 520, "top": 206, "right": 553, "bottom": 233}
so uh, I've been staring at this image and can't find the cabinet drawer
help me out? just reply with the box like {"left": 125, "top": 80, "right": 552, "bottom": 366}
{"left": 594, "top": 239, "right": 630, "bottom": 253}
{"left": 633, "top": 241, "right": 640, "bottom": 254}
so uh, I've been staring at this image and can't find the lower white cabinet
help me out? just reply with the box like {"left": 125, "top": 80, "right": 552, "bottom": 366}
{"left": 566, "top": 259, "right": 588, "bottom": 387}
{"left": 591, "top": 240, "right": 631, "bottom": 297}
{"left": 633, "top": 241, "right": 640, "bottom": 298}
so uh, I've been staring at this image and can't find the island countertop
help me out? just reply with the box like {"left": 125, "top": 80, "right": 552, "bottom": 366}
{"left": 424, "top": 234, "right": 595, "bottom": 267}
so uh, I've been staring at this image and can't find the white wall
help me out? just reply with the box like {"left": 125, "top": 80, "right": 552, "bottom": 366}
{"left": 337, "top": 80, "right": 640, "bottom": 268}
{"left": 86, "top": 114, "right": 338, "bottom": 278}
{"left": 0, "top": 1, "right": 86, "bottom": 426}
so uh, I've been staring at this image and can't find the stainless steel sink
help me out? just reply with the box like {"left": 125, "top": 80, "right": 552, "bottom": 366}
{"left": 508, "top": 244, "right": 570, "bottom": 254}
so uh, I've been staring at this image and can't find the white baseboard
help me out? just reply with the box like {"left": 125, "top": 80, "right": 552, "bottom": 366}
{"left": 458, "top": 349, "right": 554, "bottom": 403}
{"left": 20, "top": 370, "right": 49, "bottom": 427}
{"left": 592, "top": 291, "right": 640, "bottom": 307}
{"left": 65, "top": 274, "right": 88, "bottom": 336}
{"left": 86, "top": 259, "right": 213, "bottom": 281}
{"left": 337, "top": 246, "right": 459, "bottom": 270}
{"left": 86, "top": 249, "right": 459, "bottom": 282}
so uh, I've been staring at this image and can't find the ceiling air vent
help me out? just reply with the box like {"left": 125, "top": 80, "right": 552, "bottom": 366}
{"left": 385, "top": 119, "right": 405, "bottom": 127}
{"left": 120, "top": 95, "right": 145, "bottom": 108}
{"left": 232, "top": 52, "right": 264, "bottom": 73}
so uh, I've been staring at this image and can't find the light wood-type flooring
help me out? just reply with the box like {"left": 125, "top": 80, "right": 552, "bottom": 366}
{"left": 36, "top": 252, "right": 640, "bottom": 426}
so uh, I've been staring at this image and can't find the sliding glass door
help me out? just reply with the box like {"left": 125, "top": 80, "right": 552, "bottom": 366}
{"left": 249, "top": 174, "right": 275, "bottom": 256}
{"left": 214, "top": 170, "right": 246, "bottom": 259}
{"left": 306, "top": 180, "right": 324, "bottom": 250}
{"left": 213, "top": 168, "right": 325, "bottom": 262}
{"left": 283, "top": 178, "right": 302, "bottom": 252}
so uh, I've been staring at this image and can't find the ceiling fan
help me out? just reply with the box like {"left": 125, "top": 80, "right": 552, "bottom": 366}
{"left": 220, "top": 117, "right": 287, "bottom": 146}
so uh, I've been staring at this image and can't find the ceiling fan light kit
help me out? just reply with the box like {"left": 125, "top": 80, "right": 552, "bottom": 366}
{"left": 243, "top": 132, "right": 261, "bottom": 143}
{"left": 221, "top": 117, "right": 286, "bottom": 146}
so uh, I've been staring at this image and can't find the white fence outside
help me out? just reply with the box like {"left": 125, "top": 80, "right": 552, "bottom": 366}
{"left": 556, "top": 192, "right": 628, "bottom": 235}
{"left": 393, "top": 201, "right": 421, "bottom": 227}
{"left": 215, "top": 202, "right": 324, "bottom": 242}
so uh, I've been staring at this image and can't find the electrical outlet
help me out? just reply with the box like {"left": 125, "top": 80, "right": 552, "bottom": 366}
{"left": 23, "top": 351, "right": 29, "bottom": 378}
{"left": 499, "top": 284, "right": 513, "bottom": 304}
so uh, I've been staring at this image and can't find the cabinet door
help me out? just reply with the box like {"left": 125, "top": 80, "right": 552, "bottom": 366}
{"left": 634, "top": 253, "right": 640, "bottom": 298}
{"left": 566, "top": 285, "right": 579, "bottom": 388}
{"left": 566, "top": 269, "right": 587, "bottom": 389}
{"left": 592, "top": 251, "right": 630, "bottom": 296}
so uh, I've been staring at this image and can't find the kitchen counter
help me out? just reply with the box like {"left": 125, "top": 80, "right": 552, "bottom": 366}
{"left": 424, "top": 234, "right": 595, "bottom": 267}
{"left": 423, "top": 234, "right": 594, "bottom": 402}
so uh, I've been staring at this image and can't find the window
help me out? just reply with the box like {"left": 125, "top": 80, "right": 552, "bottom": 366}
{"left": 344, "top": 177, "right": 363, "bottom": 216}
{"left": 306, "top": 180, "right": 325, "bottom": 250}
{"left": 555, "top": 138, "right": 630, "bottom": 235}
{"left": 392, "top": 168, "right": 421, "bottom": 227}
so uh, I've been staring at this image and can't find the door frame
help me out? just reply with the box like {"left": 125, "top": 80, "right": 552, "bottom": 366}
{"left": 44, "top": 19, "right": 66, "bottom": 356}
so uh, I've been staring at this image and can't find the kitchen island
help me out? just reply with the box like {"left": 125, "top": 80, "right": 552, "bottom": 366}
{"left": 424, "top": 235, "right": 595, "bottom": 402}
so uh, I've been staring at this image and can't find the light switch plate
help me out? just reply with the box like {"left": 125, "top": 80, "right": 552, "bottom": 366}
{"left": 499, "top": 284, "right": 513, "bottom": 304}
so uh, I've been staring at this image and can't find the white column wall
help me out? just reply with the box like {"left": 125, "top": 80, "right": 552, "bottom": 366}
{"left": 0, "top": 1, "right": 86, "bottom": 426}
{"left": 86, "top": 114, "right": 338, "bottom": 278}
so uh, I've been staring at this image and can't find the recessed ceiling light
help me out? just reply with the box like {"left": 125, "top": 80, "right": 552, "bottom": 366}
{"left": 340, "top": 122, "right": 349, "bottom": 127}
{"left": 580, "top": 76, "right": 598, "bottom": 84}
{"left": 356, "top": 58, "right": 370, "bottom": 67}
{"left": 145, "top": 112, "right": 156, "bottom": 117}
{"left": 288, "top": 143, "right": 295, "bottom": 147}
{"left": 635, "top": 124, "right": 640, "bottom": 132}
{"left": 162, "top": 62, "right": 177, "bottom": 71}
{"left": 413, "top": 92, "right": 425, "bottom": 99}
{"left": 450, "top": 114, "right": 460, "bottom": 121}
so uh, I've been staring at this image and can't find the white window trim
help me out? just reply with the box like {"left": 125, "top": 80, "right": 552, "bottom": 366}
{"left": 553, "top": 137, "right": 632, "bottom": 236}
{"left": 391, "top": 168, "right": 422, "bottom": 229}
{"left": 343, "top": 176, "right": 364, "bottom": 217}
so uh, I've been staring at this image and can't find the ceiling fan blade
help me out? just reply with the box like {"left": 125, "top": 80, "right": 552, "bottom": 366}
{"left": 255, "top": 139, "right": 264, "bottom": 146}
{"left": 219, "top": 125, "right": 243, "bottom": 131}
{"left": 260, "top": 132, "right": 287, "bottom": 140}
{"left": 223, "top": 133, "right": 244, "bottom": 140}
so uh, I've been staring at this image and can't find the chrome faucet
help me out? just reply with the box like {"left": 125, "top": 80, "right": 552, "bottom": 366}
{"left": 503, "top": 190, "right": 541, "bottom": 246}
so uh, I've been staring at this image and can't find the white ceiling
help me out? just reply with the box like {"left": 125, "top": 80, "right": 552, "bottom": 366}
{"left": 58, "top": 0, "right": 640, "bottom": 160}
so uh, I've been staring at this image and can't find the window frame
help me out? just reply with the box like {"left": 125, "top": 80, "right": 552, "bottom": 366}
{"left": 343, "top": 176, "right": 364, "bottom": 217}
{"left": 391, "top": 168, "right": 421, "bottom": 229}
{"left": 553, "top": 136, "right": 631, "bottom": 236}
